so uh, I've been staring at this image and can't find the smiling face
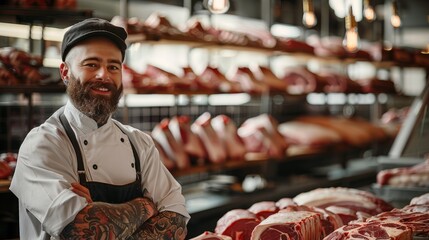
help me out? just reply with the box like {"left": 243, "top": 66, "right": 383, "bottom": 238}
{"left": 60, "top": 37, "right": 124, "bottom": 126}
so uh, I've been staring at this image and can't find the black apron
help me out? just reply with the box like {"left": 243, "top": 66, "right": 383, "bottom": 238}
{"left": 59, "top": 112, "right": 143, "bottom": 204}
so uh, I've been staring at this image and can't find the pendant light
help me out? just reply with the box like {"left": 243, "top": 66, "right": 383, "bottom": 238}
{"left": 343, "top": 6, "right": 360, "bottom": 53}
{"left": 207, "top": 0, "right": 230, "bottom": 14}
{"left": 363, "top": 0, "right": 376, "bottom": 22}
{"left": 390, "top": 0, "right": 401, "bottom": 28}
{"left": 302, "top": 0, "right": 317, "bottom": 28}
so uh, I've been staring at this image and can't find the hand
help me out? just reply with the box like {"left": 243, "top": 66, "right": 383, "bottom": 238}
{"left": 70, "top": 182, "right": 93, "bottom": 203}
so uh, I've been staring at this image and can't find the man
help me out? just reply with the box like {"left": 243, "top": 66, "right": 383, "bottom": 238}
{"left": 9, "top": 18, "right": 190, "bottom": 239}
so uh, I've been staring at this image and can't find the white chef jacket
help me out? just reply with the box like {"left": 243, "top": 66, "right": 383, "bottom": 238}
{"left": 9, "top": 101, "right": 190, "bottom": 240}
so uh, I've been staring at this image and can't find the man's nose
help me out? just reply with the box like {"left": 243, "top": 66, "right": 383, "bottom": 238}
{"left": 96, "top": 66, "right": 111, "bottom": 81}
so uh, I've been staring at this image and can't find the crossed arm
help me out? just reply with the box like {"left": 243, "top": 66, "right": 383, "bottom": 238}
{"left": 60, "top": 183, "right": 187, "bottom": 239}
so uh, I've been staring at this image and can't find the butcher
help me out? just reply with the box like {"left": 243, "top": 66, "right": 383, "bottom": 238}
{"left": 9, "top": 18, "right": 190, "bottom": 239}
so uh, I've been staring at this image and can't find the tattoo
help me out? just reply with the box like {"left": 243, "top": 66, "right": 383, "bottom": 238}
{"left": 61, "top": 198, "right": 157, "bottom": 240}
{"left": 128, "top": 211, "right": 188, "bottom": 240}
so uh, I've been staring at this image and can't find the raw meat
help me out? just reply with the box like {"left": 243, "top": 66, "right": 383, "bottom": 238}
{"left": 281, "top": 205, "right": 343, "bottom": 236}
{"left": 323, "top": 220, "right": 412, "bottom": 240}
{"left": 238, "top": 114, "right": 288, "bottom": 159}
{"left": 368, "top": 209, "right": 429, "bottom": 236}
{"left": 250, "top": 211, "right": 322, "bottom": 240}
{"left": 250, "top": 65, "right": 288, "bottom": 92}
{"left": 151, "top": 118, "right": 191, "bottom": 169}
{"left": 248, "top": 201, "right": 279, "bottom": 220}
{"left": 281, "top": 67, "right": 326, "bottom": 95}
{"left": 191, "top": 112, "right": 227, "bottom": 164}
{"left": 229, "top": 67, "right": 269, "bottom": 94}
{"left": 215, "top": 209, "right": 260, "bottom": 240}
{"left": 190, "top": 231, "right": 232, "bottom": 240}
{"left": 211, "top": 115, "right": 247, "bottom": 161}
{"left": 278, "top": 121, "right": 342, "bottom": 147}
{"left": 169, "top": 115, "right": 206, "bottom": 165}
{"left": 199, "top": 66, "right": 242, "bottom": 93}
{"left": 376, "top": 159, "right": 429, "bottom": 187}
{"left": 293, "top": 187, "right": 393, "bottom": 223}
{"left": 410, "top": 193, "right": 429, "bottom": 205}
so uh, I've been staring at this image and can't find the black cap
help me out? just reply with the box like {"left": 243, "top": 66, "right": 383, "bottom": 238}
{"left": 61, "top": 18, "right": 127, "bottom": 61}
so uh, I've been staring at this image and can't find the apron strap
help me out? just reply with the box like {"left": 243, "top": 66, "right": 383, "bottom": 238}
{"left": 113, "top": 122, "right": 142, "bottom": 181}
{"left": 59, "top": 112, "right": 87, "bottom": 184}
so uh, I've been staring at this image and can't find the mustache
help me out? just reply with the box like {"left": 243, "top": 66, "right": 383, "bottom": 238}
{"left": 86, "top": 81, "right": 118, "bottom": 92}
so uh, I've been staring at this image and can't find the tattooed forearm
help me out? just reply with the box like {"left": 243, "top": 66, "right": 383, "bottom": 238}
{"left": 128, "top": 211, "right": 187, "bottom": 240}
{"left": 60, "top": 197, "right": 157, "bottom": 240}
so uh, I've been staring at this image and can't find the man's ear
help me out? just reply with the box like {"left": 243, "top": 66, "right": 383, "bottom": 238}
{"left": 60, "top": 62, "right": 69, "bottom": 85}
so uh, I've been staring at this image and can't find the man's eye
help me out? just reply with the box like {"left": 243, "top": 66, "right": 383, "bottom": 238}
{"left": 109, "top": 65, "right": 120, "bottom": 71}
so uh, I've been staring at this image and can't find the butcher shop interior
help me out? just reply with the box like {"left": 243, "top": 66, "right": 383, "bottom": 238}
{"left": 0, "top": 0, "right": 429, "bottom": 239}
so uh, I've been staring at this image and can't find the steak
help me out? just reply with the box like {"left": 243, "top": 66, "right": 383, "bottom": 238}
{"left": 323, "top": 220, "right": 412, "bottom": 240}
{"left": 282, "top": 205, "right": 343, "bottom": 236}
{"left": 215, "top": 209, "right": 260, "bottom": 240}
{"left": 250, "top": 211, "right": 323, "bottom": 240}
{"left": 293, "top": 187, "right": 393, "bottom": 220}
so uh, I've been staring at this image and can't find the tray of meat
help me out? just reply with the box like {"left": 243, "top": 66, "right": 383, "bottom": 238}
{"left": 372, "top": 157, "right": 429, "bottom": 208}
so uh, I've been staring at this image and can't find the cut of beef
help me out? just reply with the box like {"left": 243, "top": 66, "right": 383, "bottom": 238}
{"left": 368, "top": 209, "right": 429, "bottom": 236}
{"left": 247, "top": 201, "right": 279, "bottom": 220}
{"left": 250, "top": 211, "right": 322, "bottom": 240}
{"left": 215, "top": 209, "right": 260, "bottom": 240}
{"left": 211, "top": 115, "right": 247, "bottom": 161}
{"left": 293, "top": 187, "right": 393, "bottom": 224}
{"left": 410, "top": 192, "right": 429, "bottom": 205}
{"left": 323, "top": 220, "right": 412, "bottom": 240}
{"left": 151, "top": 118, "right": 190, "bottom": 169}
{"left": 281, "top": 205, "right": 343, "bottom": 236}
{"left": 169, "top": 115, "right": 206, "bottom": 164}
{"left": 191, "top": 112, "right": 227, "bottom": 164}
{"left": 376, "top": 159, "right": 429, "bottom": 187}
{"left": 238, "top": 114, "right": 288, "bottom": 159}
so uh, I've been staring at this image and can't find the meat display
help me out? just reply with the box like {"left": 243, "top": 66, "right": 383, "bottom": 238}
{"left": 211, "top": 115, "right": 247, "bottom": 161}
{"left": 376, "top": 159, "right": 429, "bottom": 187}
{"left": 368, "top": 210, "right": 429, "bottom": 236}
{"left": 318, "top": 72, "right": 363, "bottom": 93}
{"left": 191, "top": 112, "right": 227, "bottom": 164}
{"left": 293, "top": 187, "right": 393, "bottom": 224}
{"left": 151, "top": 118, "right": 191, "bottom": 170}
{"left": 250, "top": 211, "right": 323, "bottom": 240}
{"left": 169, "top": 115, "right": 206, "bottom": 165}
{"left": 323, "top": 220, "right": 412, "bottom": 240}
{"left": 215, "top": 209, "right": 260, "bottom": 240}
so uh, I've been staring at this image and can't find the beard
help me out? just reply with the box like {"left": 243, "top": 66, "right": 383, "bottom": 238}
{"left": 67, "top": 75, "right": 123, "bottom": 126}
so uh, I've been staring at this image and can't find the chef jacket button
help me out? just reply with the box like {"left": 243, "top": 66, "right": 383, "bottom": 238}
{"left": 84, "top": 140, "right": 88, "bottom": 145}
{"left": 93, "top": 164, "right": 98, "bottom": 170}
{"left": 131, "top": 163, "right": 135, "bottom": 168}
{"left": 120, "top": 138, "right": 124, "bottom": 142}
